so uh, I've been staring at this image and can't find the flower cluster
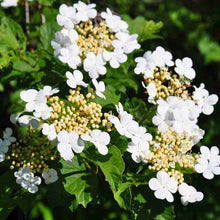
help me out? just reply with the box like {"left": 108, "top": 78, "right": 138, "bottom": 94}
{"left": 52, "top": 1, "right": 140, "bottom": 79}
{"left": 131, "top": 46, "right": 219, "bottom": 204}
{"left": 15, "top": 84, "right": 113, "bottom": 163}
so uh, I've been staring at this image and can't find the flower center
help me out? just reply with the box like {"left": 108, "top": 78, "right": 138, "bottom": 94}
{"left": 75, "top": 20, "right": 115, "bottom": 57}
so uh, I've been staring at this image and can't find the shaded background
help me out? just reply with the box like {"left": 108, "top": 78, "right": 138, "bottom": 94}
{"left": 0, "top": 0, "right": 220, "bottom": 219}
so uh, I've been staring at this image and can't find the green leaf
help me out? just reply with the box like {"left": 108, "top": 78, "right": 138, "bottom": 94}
{"left": 37, "top": 203, "right": 54, "bottom": 220}
{"left": 82, "top": 145, "right": 125, "bottom": 192}
{"left": 122, "top": 15, "right": 163, "bottom": 42}
{"left": 37, "top": 21, "right": 59, "bottom": 51}
{"left": 94, "top": 85, "right": 121, "bottom": 107}
{"left": 114, "top": 182, "right": 132, "bottom": 210}
{"left": 38, "top": 0, "right": 55, "bottom": 6}
{"left": 198, "top": 35, "right": 220, "bottom": 63}
{"left": 61, "top": 157, "right": 98, "bottom": 207}
{"left": 155, "top": 206, "right": 176, "bottom": 220}
{"left": 143, "top": 20, "right": 163, "bottom": 40}
{"left": 12, "top": 60, "right": 38, "bottom": 72}
{"left": 0, "top": 49, "right": 15, "bottom": 68}
{"left": 0, "top": 17, "right": 26, "bottom": 52}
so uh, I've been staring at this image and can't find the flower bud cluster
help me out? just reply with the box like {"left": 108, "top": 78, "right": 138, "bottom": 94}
{"left": 76, "top": 20, "right": 115, "bottom": 57}
{"left": 7, "top": 128, "right": 57, "bottom": 174}
{"left": 48, "top": 88, "right": 112, "bottom": 135}
{"left": 148, "top": 128, "right": 196, "bottom": 184}
{"left": 142, "top": 67, "right": 190, "bottom": 103}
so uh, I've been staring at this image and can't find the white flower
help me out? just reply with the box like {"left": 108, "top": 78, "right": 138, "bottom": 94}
{"left": 152, "top": 46, "right": 174, "bottom": 67}
{"left": 20, "top": 89, "right": 46, "bottom": 112}
{"left": 189, "top": 125, "right": 205, "bottom": 144}
{"left": 110, "top": 113, "right": 138, "bottom": 138}
{"left": 51, "top": 29, "right": 79, "bottom": 57}
{"left": 152, "top": 97, "right": 199, "bottom": 134}
{"left": 10, "top": 113, "right": 21, "bottom": 124}
{"left": 0, "top": 128, "right": 14, "bottom": 162}
{"left": 174, "top": 57, "right": 196, "bottom": 80}
{"left": 42, "top": 86, "right": 59, "bottom": 96}
{"left": 74, "top": 1, "right": 97, "bottom": 22}
{"left": 195, "top": 158, "right": 220, "bottom": 179}
{"left": 101, "top": 8, "right": 128, "bottom": 33}
{"left": 130, "top": 126, "right": 152, "bottom": 146}
{"left": 149, "top": 171, "right": 178, "bottom": 202}
{"left": 0, "top": 139, "right": 8, "bottom": 153}
{"left": 146, "top": 83, "right": 156, "bottom": 103}
{"left": 115, "top": 102, "right": 126, "bottom": 116}
{"left": 33, "top": 104, "right": 53, "bottom": 120}
{"left": 199, "top": 146, "right": 220, "bottom": 164}
{"left": 17, "top": 115, "right": 40, "bottom": 128}
{"left": 112, "top": 32, "right": 140, "bottom": 54}
{"left": 178, "top": 183, "right": 204, "bottom": 206}
{"left": 57, "top": 4, "right": 79, "bottom": 29}
{"left": 42, "top": 123, "right": 57, "bottom": 141}
{"left": 58, "top": 45, "right": 81, "bottom": 70}
{"left": 42, "top": 169, "right": 58, "bottom": 184}
{"left": 83, "top": 52, "right": 106, "bottom": 79}
{"left": 57, "top": 131, "right": 84, "bottom": 161}
{"left": 0, "top": 152, "right": 5, "bottom": 162}
{"left": 146, "top": 83, "right": 156, "bottom": 98}
{"left": 66, "top": 70, "right": 88, "bottom": 88}
{"left": 127, "top": 141, "right": 152, "bottom": 163}
{"left": 1, "top": 0, "right": 18, "bottom": 7}
{"left": 0, "top": 139, "right": 8, "bottom": 162}
{"left": 193, "top": 84, "right": 218, "bottom": 115}
{"left": 20, "top": 86, "right": 58, "bottom": 120}
{"left": 103, "top": 48, "right": 127, "bottom": 69}
{"left": 81, "top": 130, "right": 110, "bottom": 155}
{"left": 92, "top": 79, "right": 106, "bottom": 99}
{"left": 3, "top": 128, "right": 16, "bottom": 146}
{"left": 134, "top": 51, "right": 156, "bottom": 78}
{"left": 14, "top": 167, "right": 41, "bottom": 194}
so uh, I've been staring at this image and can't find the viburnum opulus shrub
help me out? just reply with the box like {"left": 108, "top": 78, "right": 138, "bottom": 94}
{"left": 0, "top": 0, "right": 219, "bottom": 219}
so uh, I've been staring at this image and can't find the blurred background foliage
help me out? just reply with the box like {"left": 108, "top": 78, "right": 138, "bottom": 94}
{"left": 0, "top": 0, "right": 219, "bottom": 219}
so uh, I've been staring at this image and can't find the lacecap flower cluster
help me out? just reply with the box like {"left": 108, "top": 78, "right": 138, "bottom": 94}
{"left": 51, "top": 1, "right": 140, "bottom": 79}
{"left": 111, "top": 46, "right": 219, "bottom": 205}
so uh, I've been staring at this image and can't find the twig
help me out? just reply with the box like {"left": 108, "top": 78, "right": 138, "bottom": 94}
{"left": 87, "top": 0, "right": 91, "bottom": 4}
{"left": 25, "top": 0, "right": 30, "bottom": 35}
{"left": 38, "top": 4, "right": 46, "bottom": 24}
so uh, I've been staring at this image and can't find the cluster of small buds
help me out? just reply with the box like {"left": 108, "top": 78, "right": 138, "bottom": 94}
{"left": 76, "top": 20, "right": 115, "bottom": 57}
{"left": 167, "top": 169, "right": 184, "bottom": 183}
{"left": 48, "top": 88, "right": 112, "bottom": 135}
{"left": 143, "top": 67, "right": 190, "bottom": 103}
{"left": 7, "top": 129, "right": 57, "bottom": 174}
{"left": 148, "top": 128, "right": 196, "bottom": 183}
